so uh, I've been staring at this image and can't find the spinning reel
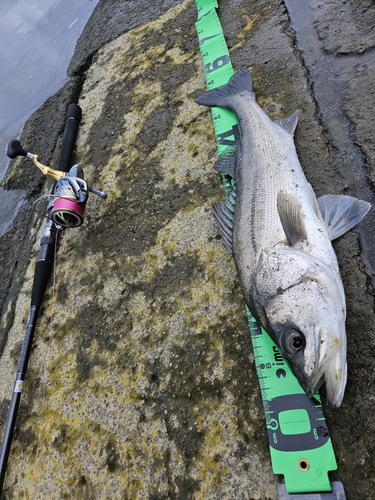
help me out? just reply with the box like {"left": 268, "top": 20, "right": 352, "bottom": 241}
{"left": 6, "top": 139, "right": 107, "bottom": 229}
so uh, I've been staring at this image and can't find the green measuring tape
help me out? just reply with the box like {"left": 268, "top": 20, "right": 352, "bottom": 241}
{"left": 194, "top": 0, "right": 338, "bottom": 495}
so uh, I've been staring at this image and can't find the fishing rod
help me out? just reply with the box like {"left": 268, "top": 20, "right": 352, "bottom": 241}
{"left": 0, "top": 103, "right": 107, "bottom": 493}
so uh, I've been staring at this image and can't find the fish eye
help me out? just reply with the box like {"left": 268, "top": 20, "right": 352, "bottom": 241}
{"left": 282, "top": 329, "right": 305, "bottom": 354}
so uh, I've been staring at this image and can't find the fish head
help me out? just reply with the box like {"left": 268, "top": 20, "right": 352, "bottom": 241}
{"left": 254, "top": 246, "right": 347, "bottom": 407}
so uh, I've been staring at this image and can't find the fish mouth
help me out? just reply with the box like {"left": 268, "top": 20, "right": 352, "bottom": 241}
{"left": 305, "top": 328, "right": 347, "bottom": 408}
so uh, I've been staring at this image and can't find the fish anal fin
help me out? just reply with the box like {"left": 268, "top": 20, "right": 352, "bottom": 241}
{"left": 277, "top": 191, "right": 307, "bottom": 247}
{"left": 274, "top": 110, "right": 299, "bottom": 136}
{"left": 211, "top": 188, "right": 236, "bottom": 255}
{"left": 317, "top": 194, "right": 371, "bottom": 240}
{"left": 214, "top": 146, "right": 237, "bottom": 178}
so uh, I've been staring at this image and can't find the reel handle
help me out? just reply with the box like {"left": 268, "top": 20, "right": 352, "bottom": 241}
{"left": 89, "top": 186, "right": 107, "bottom": 199}
{"left": 6, "top": 139, "right": 29, "bottom": 159}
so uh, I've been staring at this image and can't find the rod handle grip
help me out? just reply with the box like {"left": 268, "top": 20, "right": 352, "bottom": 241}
{"left": 57, "top": 104, "right": 82, "bottom": 173}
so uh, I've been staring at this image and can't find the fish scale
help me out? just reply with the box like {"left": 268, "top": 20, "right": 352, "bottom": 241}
{"left": 232, "top": 102, "right": 296, "bottom": 258}
{"left": 232, "top": 94, "right": 341, "bottom": 277}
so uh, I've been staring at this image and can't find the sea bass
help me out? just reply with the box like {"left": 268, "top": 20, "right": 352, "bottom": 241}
{"left": 196, "top": 68, "right": 370, "bottom": 407}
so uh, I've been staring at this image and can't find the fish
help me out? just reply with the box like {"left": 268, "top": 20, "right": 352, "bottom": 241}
{"left": 196, "top": 68, "right": 370, "bottom": 407}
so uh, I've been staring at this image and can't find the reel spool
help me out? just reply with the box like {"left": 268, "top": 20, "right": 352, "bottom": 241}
{"left": 51, "top": 165, "right": 88, "bottom": 228}
{"left": 6, "top": 139, "right": 107, "bottom": 229}
{"left": 51, "top": 197, "right": 85, "bottom": 228}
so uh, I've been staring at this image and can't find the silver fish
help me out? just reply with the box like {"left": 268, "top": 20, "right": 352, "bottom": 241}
{"left": 196, "top": 68, "right": 370, "bottom": 407}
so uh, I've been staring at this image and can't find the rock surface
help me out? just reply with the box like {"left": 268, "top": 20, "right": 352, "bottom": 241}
{"left": 0, "top": 0, "right": 374, "bottom": 498}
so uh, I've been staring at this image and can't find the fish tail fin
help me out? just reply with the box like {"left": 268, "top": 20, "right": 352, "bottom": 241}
{"left": 195, "top": 68, "right": 254, "bottom": 108}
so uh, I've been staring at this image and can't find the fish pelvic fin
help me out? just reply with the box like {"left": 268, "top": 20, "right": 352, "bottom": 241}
{"left": 211, "top": 185, "right": 236, "bottom": 255}
{"left": 308, "top": 327, "right": 347, "bottom": 408}
{"left": 277, "top": 191, "right": 307, "bottom": 246}
{"left": 195, "top": 67, "right": 255, "bottom": 108}
{"left": 317, "top": 194, "right": 371, "bottom": 240}
{"left": 318, "top": 333, "right": 347, "bottom": 408}
{"left": 274, "top": 110, "right": 299, "bottom": 136}
{"left": 325, "top": 351, "right": 347, "bottom": 408}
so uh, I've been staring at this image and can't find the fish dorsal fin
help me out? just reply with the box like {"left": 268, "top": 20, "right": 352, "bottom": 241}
{"left": 211, "top": 185, "right": 236, "bottom": 255}
{"left": 274, "top": 110, "right": 299, "bottom": 136}
{"left": 277, "top": 191, "right": 307, "bottom": 246}
{"left": 317, "top": 194, "right": 371, "bottom": 240}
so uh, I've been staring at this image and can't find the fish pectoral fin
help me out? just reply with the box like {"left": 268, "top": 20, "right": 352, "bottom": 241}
{"left": 277, "top": 191, "right": 307, "bottom": 247}
{"left": 214, "top": 145, "right": 238, "bottom": 178}
{"left": 317, "top": 194, "right": 371, "bottom": 240}
{"left": 274, "top": 110, "right": 299, "bottom": 136}
{"left": 211, "top": 188, "right": 236, "bottom": 255}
